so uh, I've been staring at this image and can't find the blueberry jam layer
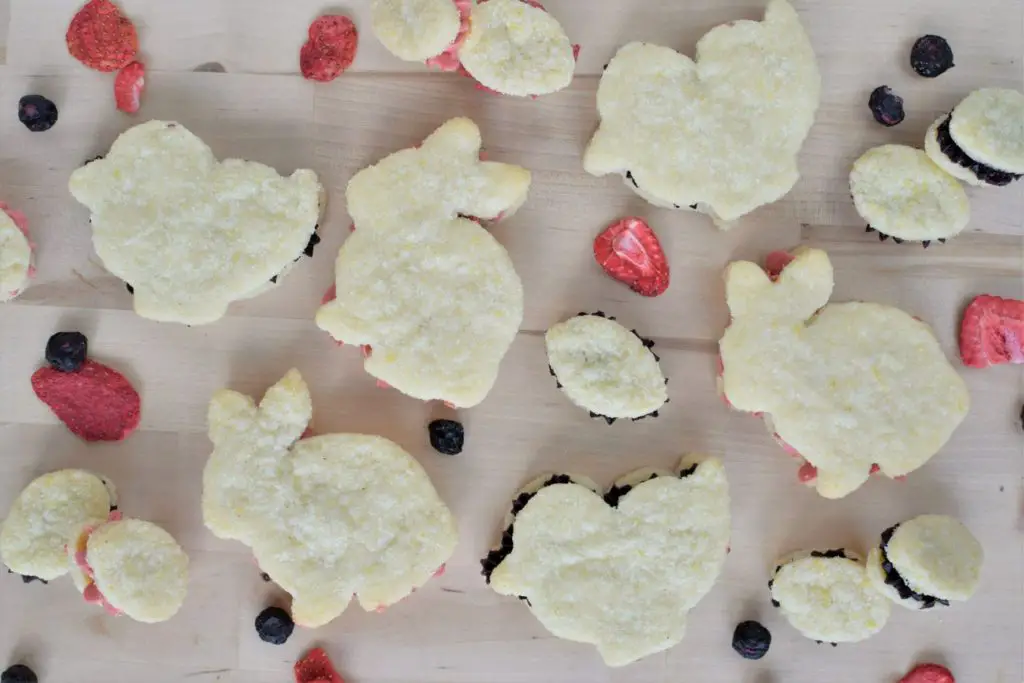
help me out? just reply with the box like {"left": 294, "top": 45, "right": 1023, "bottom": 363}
{"left": 878, "top": 524, "right": 949, "bottom": 609}
{"left": 481, "top": 464, "right": 701, "bottom": 584}
{"left": 936, "top": 116, "right": 1022, "bottom": 187}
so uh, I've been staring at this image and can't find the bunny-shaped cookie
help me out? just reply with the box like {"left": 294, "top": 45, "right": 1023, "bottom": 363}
{"left": 203, "top": 369, "right": 457, "bottom": 628}
{"left": 719, "top": 248, "right": 970, "bottom": 498}
{"left": 316, "top": 118, "right": 529, "bottom": 408}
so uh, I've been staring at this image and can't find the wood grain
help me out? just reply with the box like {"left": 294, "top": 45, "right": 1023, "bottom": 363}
{"left": 0, "top": 1, "right": 1021, "bottom": 682}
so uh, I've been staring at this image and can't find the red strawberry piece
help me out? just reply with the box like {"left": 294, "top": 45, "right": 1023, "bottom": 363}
{"left": 300, "top": 15, "right": 358, "bottom": 82}
{"left": 899, "top": 664, "right": 954, "bottom": 683}
{"left": 870, "top": 463, "right": 880, "bottom": 474}
{"left": 797, "top": 461, "right": 817, "bottom": 483}
{"left": 294, "top": 648, "right": 344, "bottom": 683}
{"left": 959, "top": 294, "right": 1024, "bottom": 368}
{"left": 66, "top": 0, "right": 138, "bottom": 73}
{"left": 114, "top": 61, "right": 145, "bottom": 114}
{"left": 764, "top": 250, "right": 795, "bottom": 281}
{"left": 31, "top": 360, "right": 141, "bottom": 441}
{"left": 593, "top": 217, "right": 669, "bottom": 297}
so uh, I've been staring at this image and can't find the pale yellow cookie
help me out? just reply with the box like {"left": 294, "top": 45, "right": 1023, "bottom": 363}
{"left": 68, "top": 121, "right": 323, "bottom": 325}
{"left": 0, "top": 470, "right": 115, "bottom": 581}
{"left": 545, "top": 314, "right": 667, "bottom": 420}
{"left": 371, "top": 0, "right": 462, "bottom": 61}
{"left": 203, "top": 369, "right": 458, "bottom": 628}
{"left": 948, "top": 88, "right": 1024, "bottom": 175}
{"left": 316, "top": 118, "right": 529, "bottom": 408}
{"left": 459, "top": 0, "right": 575, "bottom": 96}
{"left": 924, "top": 117, "right": 984, "bottom": 186}
{"left": 850, "top": 145, "right": 970, "bottom": 242}
{"left": 0, "top": 208, "right": 31, "bottom": 302}
{"left": 68, "top": 518, "right": 189, "bottom": 623}
{"left": 866, "top": 514, "right": 983, "bottom": 610}
{"left": 487, "top": 457, "right": 730, "bottom": 667}
{"left": 719, "top": 248, "right": 969, "bottom": 498}
{"left": 583, "top": 0, "right": 820, "bottom": 225}
{"left": 770, "top": 550, "right": 891, "bottom": 643}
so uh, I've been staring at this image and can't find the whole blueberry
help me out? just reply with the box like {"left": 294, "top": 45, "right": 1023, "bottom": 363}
{"left": 18, "top": 95, "right": 59, "bottom": 132}
{"left": 428, "top": 419, "right": 464, "bottom": 455}
{"left": 732, "top": 620, "right": 771, "bottom": 660}
{"left": 254, "top": 606, "right": 294, "bottom": 645}
{"left": 1, "top": 664, "right": 38, "bottom": 683}
{"left": 45, "top": 331, "right": 88, "bottom": 372}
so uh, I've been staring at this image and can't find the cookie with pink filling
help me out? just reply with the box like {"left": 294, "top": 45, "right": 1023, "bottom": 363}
{"left": 67, "top": 514, "right": 189, "bottom": 623}
{"left": 0, "top": 202, "right": 33, "bottom": 302}
{"left": 718, "top": 247, "right": 969, "bottom": 498}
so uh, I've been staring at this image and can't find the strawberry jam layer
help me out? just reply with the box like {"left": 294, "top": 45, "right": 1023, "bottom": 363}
{"left": 72, "top": 510, "right": 124, "bottom": 616}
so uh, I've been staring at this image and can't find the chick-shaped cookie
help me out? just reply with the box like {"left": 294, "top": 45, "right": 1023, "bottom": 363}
{"left": 866, "top": 514, "right": 983, "bottom": 611}
{"left": 0, "top": 202, "right": 32, "bottom": 302}
{"left": 719, "top": 248, "right": 969, "bottom": 498}
{"left": 67, "top": 513, "right": 189, "bottom": 623}
{"left": 1, "top": 469, "right": 116, "bottom": 582}
{"left": 583, "top": 0, "right": 820, "bottom": 226}
{"left": 203, "top": 369, "right": 457, "bottom": 628}
{"left": 483, "top": 457, "right": 730, "bottom": 667}
{"left": 770, "top": 549, "right": 891, "bottom": 643}
{"left": 68, "top": 120, "right": 323, "bottom": 325}
{"left": 316, "top": 118, "right": 529, "bottom": 408}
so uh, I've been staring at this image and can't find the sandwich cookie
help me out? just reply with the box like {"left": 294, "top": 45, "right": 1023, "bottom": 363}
{"left": 203, "top": 369, "right": 457, "bottom": 628}
{"left": 316, "top": 118, "right": 528, "bottom": 408}
{"left": 68, "top": 121, "right": 324, "bottom": 325}
{"left": 850, "top": 145, "right": 970, "bottom": 245}
{"left": 67, "top": 514, "right": 189, "bottom": 623}
{"left": 924, "top": 88, "right": 1024, "bottom": 187}
{"left": 583, "top": 0, "right": 820, "bottom": 226}
{"left": 0, "top": 470, "right": 116, "bottom": 583}
{"left": 482, "top": 457, "right": 730, "bottom": 667}
{"left": 866, "top": 514, "right": 983, "bottom": 610}
{"left": 545, "top": 312, "right": 668, "bottom": 423}
{"left": 718, "top": 248, "right": 970, "bottom": 498}
{"left": 0, "top": 202, "right": 32, "bottom": 302}
{"left": 769, "top": 549, "right": 891, "bottom": 643}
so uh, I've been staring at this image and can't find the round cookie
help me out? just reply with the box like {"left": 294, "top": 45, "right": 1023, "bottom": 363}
{"left": 0, "top": 470, "right": 116, "bottom": 581}
{"left": 942, "top": 88, "right": 1024, "bottom": 184}
{"left": 68, "top": 517, "right": 189, "bottom": 623}
{"left": 0, "top": 204, "right": 32, "bottom": 302}
{"left": 866, "top": 515, "right": 983, "bottom": 610}
{"left": 458, "top": 0, "right": 575, "bottom": 97}
{"left": 370, "top": 0, "right": 462, "bottom": 61}
{"left": 483, "top": 457, "right": 730, "bottom": 667}
{"left": 850, "top": 145, "right": 970, "bottom": 244}
{"left": 545, "top": 312, "right": 668, "bottom": 422}
{"left": 924, "top": 117, "right": 984, "bottom": 186}
{"left": 769, "top": 550, "right": 891, "bottom": 643}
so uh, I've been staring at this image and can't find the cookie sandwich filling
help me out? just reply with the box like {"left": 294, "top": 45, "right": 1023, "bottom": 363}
{"left": 932, "top": 115, "right": 1022, "bottom": 187}
{"left": 68, "top": 510, "right": 126, "bottom": 616}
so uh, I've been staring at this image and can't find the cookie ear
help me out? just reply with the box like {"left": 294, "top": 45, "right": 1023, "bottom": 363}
{"left": 256, "top": 369, "right": 312, "bottom": 445}
{"left": 207, "top": 390, "right": 258, "bottom": 445}
{"left": 463, "top": 161, "right": 532, "bottom": 220}
{"left": 725, "top": 248, "right": 833, "bottom": 322}
{"left": 291, "top": 587, "right": 353, "bottom": 629}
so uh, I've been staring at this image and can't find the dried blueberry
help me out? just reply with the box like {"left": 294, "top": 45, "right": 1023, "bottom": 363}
{"left": 45, "top": 331, "right": 88, "bottom": 373}
{"left": 911, "top": 35, "right": 954, "bottom": 78}
{"left": 18, "top": 95, "right": 58, "bottom": 132}
{"left": 428, "top": 419, "right": 464, "bottom": 455}
{"left": 1, "top": 665, "right": 38, "bottom": 683}
{"left": 868, "top": 86, "right": 905, "bottom": 127}
{"left": 732, "top": 620, "right": 771, "bottom": 660}
{"left": 254, "top": 606, "right": 294, "bottom": 645}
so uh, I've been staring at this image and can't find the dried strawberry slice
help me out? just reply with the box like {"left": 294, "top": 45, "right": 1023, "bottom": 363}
{"left": 31, "top": 360, "right": 141, "bottom": 441}
{"left": 959, "top": 294, "right": 1024, "bottom": 368}
{"left": 764, "top": 250, "right": 795, "bottom": 280}
{"left": 593, "top": 217, "right": 669, "bottom": 297}
{"left": 66, "top": 0, "right": 138, "bottom": 73}
{"left": 294, "top": 648, "right": 344, "bottom": 683}
{"left": 114, "top": 61, "right": 145, "bottom": 114}
{"left": 300, "top": 15, "right": 358, "bottom": 82}
{"left": 899, "top": 664, "right": 954, "bottom": 683}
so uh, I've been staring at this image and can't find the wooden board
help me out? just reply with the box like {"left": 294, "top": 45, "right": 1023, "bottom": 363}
{"left": 0, "top": 1, "right": 1021, "bottom": 682}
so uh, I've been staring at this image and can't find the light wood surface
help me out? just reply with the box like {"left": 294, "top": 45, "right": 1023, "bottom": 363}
{"left": 0, "top": 1, "right": 1022, "bottom": 681}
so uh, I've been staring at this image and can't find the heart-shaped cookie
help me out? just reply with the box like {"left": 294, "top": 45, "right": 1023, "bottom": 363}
{"left": 583, "top": 0, "right": 820, "bottom": 225}
{"left": 484, "top": 457, "right": 730, "bottom": 666}
{"left": 203, "top": 369, "right": 457, "bottom": 628}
